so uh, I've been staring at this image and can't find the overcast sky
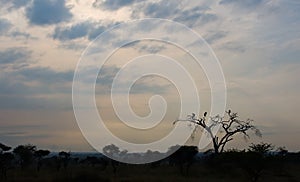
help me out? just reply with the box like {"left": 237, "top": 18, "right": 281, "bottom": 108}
{"left": 0, "top": 0, "right": 299, "bottom": 152}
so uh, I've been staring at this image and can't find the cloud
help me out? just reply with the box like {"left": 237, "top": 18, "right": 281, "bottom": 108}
{"left": 129, "top": 76, "right": 171, "bottom": 94}
{"left": 218, "top": 41, "right": 246, "bottom": 53}
{"left": 93, "top": 0, "right": 137, "bottom": 10}
{"left": 131, "top": 1, "right": 218, "bottom": 27}
{"left": 0, "top": 48, "right": 32, "bottom": 67}
{"left": 204, "top": 31, "right": 227, "bottom": 44}
{"left": 96, "top": 65, "right": 170, "bottom": 95}
{"left": 87, "top": 25, "right": 108, "bottom": 40}
{"left": 134, "top": 0, "right": 181, "bottom": 18}
{"left": 174, "top": 7, "right": 218, "bottom": 27}
{"left": 11, "top": 0, "right": 31, "bottom": 8}
{"left": 137, "top": 44, "right": 165, "bottom": 54}
{"left": 52, "top": 21, "right": 117, "bottom": 41}
{"left": 9, "top": 31, "right": 33, "bottom": 40}
{"left": 25, "top": 0, "right": 73, "bottom": 25}
{"left": 0, "top": 18, "right": 12, "bottom": 35}
{"left": 0, "top": 66, "right": 73, "bottom": 110}
{"left": 0, "top": 66, "right": 73, "bottom": 96}
{"left": 97, "top": 65, "right": 120, "bottom": 86}
{"left": 219, "top": 0, "right": 264, "bottom": 8}
{"left": 18, "top": 66, "right": 73, "bottom": 84}
{"left": 123, "top": 40, "right": 166, "bottom": 54}
{"left": 0, "top": 0, "right": 30, "bottom": 10}
{"left": 53, "top": 22, "right": 90, "bottom": 41}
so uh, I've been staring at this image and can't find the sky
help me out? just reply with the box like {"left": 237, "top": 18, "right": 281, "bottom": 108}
{"left": 0, "top": 0, "right": 300, "bottom": 152}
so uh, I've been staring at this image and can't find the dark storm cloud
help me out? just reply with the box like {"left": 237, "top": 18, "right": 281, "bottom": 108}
{"left": 93, "top": 0, "right": 138, "bottom": 10}
{"left": 25, "top": 0, "right": 72, "bottom": 25}
{"left": 0, "top": 18, "right": 12, "bottom": 35}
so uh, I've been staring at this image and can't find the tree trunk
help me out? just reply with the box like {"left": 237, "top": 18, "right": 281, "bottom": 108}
{"left": 212, "top": 138, "right": 219, "bottom": 154}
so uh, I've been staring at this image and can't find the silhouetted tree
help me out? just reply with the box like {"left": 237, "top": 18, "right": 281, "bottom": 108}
{"left": 275, "top": 146, "right": 288, "bottom": 174}
{"left": 58, "top": 151, "right": 71, "bottom": 170}
{"left": 102, "top": 144, "right": 128, "bottom": 174}
{"left": 0, "top": 143, "right": 11, "bottom": 153}
{"left": 237, "top": 143, "right": 274, "bottom": 182}
{"left": 168, "top": 145, "right": 198, "bottom": 175}
{"left": 174, "top": 110, "right": 261, "bottom": 154}
{"left": 276, "top": 146, "right": 288, "bottom": 156}
{"left": 13, "top": 144, "right": 36, "bottom": 169}
{"left": 0, "top": 143, "right": 14, "bottom": 179}
{"left": 80, "top": 156, "right": 108, "bottom": 170}
{"left": 34, "top": 149, "right": 50, "bottom": 171}
{"left": 103, "top": 144, "right": 120, "bottom": 157}
{"left": 248, "top": 142, "right": 274, "bottom": 154}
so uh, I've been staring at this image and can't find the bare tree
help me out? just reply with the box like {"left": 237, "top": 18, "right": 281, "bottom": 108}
{"left": 174, "top": 110, "right": 261, "bottom": 154}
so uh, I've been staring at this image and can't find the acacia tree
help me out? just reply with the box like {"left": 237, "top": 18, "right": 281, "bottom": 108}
{"left": 174, "top": 110, "right": 261, "bottom": 154}
{"left": 248, "top": 142, "right": 274, "bottom": 154}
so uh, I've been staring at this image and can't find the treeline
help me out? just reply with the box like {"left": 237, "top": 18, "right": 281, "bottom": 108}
{"left": 0, "top": 142, "right": 300, "bottom": 181}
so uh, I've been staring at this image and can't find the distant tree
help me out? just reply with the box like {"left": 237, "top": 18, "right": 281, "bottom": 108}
{"left": 58, "top": 151, "right": 71, "bottom": 170}
{"left": 103, "top": 144, "right": 120, "bottom": 157}
{"left": 276, "top": 146, "right": 288, "bottom": 156}
{"left": 248, "top": 142, "right": 274, "bottom": 154}
{"left": 102, "top": 144, "right": 128, "bottom": 174}
{"left": 168, "top": 145, "right": 198, "bottom": 175}
{"left": 103, "top": 144, "right": 129, "bottom": 160}
{"left": 235, "top": 142, "right": 275, "bottom": 182}
{"left": 275, "top": 146, "right": 288, "bottom": 174}
{"left": 0, "top": 143, "right": 14, "bottom": 179}
{"left": 34, "top": 149, "right": 50, "bottom": 171}
{"left": 0, "top": 143, "right": 11, "bottom": 153}
{"left": 13, "top": 144, "right": 36, "bottom": 168}
{"left": 174, "top": 110, "right": 261, "bottom": 154}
